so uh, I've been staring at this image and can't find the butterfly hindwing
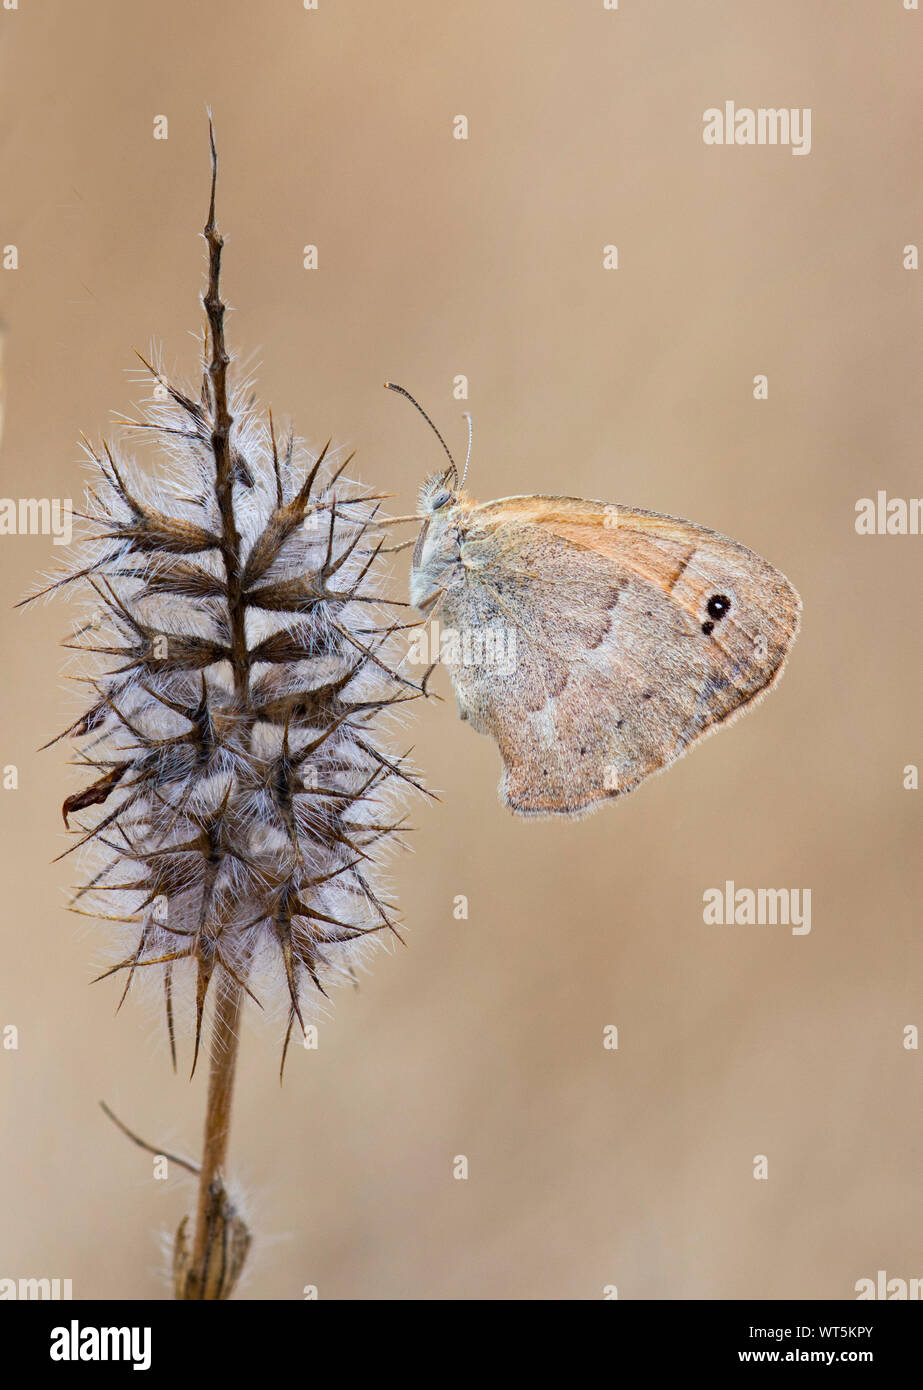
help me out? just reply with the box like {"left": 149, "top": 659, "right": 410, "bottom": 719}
{"left": 426, "top": 495, "right": 800, "bottom": 817}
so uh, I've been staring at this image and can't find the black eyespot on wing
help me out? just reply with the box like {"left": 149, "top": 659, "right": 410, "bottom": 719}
{"left": 701, "top": 619, "right": 715, "bottom": 635}
{"left": 707, "top": 594, "right": 731, "bottom": 620}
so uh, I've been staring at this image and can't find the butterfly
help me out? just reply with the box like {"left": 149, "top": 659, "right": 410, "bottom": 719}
{"left": 386, "top": 385, "right": 801, "bottom": 818}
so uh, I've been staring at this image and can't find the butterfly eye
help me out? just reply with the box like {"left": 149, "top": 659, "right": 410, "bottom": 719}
{"left": 430, "top": 489, "right": 452, "bottom": 509}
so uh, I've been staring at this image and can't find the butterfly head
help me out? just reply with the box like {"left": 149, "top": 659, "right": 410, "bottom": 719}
{"left": 419, "top": 468, "right": 458, "bottom": 515}
{"left": 384, "top": 381, "right": 472, "bottom": 517}
{"left": 384, "top": 382, "right": 474, "bottom": 611}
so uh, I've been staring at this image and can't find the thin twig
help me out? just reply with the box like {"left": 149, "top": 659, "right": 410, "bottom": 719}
{"left": 99, "top": 1100, "right": 200, "bottom": 1176}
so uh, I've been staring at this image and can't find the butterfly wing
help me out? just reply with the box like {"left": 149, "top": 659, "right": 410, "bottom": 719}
{"left": 436, "top": 495, "right": 800, "bottom": 816}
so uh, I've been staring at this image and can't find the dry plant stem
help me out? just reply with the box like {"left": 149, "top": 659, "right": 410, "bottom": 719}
{"left": 189, "top": 979, "right": 244, "bottom": 1283}
{"left": 179, "top": 124, "right": 248, "bottom": 1300}
{"left": 204, "top": 122, "right": 247, "bottom": 700}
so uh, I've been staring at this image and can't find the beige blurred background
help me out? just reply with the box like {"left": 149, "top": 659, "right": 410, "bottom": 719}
{"left": 1, "top": 0, "right": 921, "bottom": 1300}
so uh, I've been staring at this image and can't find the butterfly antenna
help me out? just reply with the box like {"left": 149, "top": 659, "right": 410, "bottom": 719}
{"left": 384, "top": 382, "right": 458, "bottom": 487}
{"left": 460, "top": 412, "right": 473, "bottom": 489}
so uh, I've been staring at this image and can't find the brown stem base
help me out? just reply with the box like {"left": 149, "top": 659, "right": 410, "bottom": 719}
{"left": 173, "top": 981, "right": 251, "bottom": 1300}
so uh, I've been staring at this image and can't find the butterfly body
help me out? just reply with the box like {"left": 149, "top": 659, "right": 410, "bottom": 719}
{"left": 410, "top": 472, "right": 800, "bottom": 818}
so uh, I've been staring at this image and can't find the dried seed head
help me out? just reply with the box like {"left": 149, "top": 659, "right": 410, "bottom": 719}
{"left": 27, "top": 129, "right": 428, "bottom": 1073}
